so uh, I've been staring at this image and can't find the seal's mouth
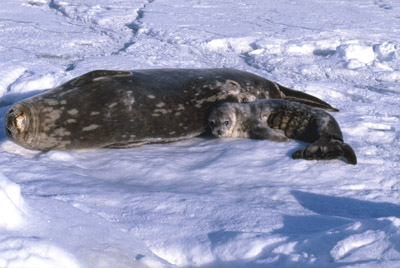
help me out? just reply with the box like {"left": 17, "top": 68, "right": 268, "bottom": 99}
{"left": 5, "top": 108, "right": 27, "bottom": 138}
{"left": 212, "top": 129, "right": 225, "bottom": 138}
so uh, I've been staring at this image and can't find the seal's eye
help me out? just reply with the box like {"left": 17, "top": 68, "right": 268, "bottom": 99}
{"left": 209, "top": 120, "right": 215, "bottom": 128}
{"left": 224, "top": 120, "right": 229, "bottom": 126}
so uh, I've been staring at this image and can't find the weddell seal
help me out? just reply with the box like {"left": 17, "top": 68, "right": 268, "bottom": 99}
{"left": 208, "top": 99, "right": 357, "bottom": 164}
{"left": 4, "top": 68, "right": 338, "bottom": 151}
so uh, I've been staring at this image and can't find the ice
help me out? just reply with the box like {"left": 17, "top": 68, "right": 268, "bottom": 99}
{"left": 0, "top": 173, "right": 26, "bottom": 230}
{"left": 374, "top": 42, "right": 398, "bottom": 62}
{"left": 330, "top": 230, "right": 383, "bottom": 261}
{"left": 0, "top": 237, "right": 81, "bottom": 268}
{"left": 0, "top": 0, "right": 400, "bottom": 267}
{"left": 0, "top": 67, "right": 27, "bottom": 98}
{"left": 336, "top": 44, "right": 376, "bottom": 65}
{"left": 204, "top": 37, "right": 257, "bottom": 54}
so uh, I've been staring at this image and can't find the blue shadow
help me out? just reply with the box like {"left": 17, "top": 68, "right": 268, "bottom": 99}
{"left": 291, "top": 190, "right": 400, "bottom": 219}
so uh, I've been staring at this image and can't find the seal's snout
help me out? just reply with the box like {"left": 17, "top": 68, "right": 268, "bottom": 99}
{"left": 5, "top": 108, "right": 26, "bottom": 138}
{"left": 211, "top": 128, "right": 224, "bottom": 138}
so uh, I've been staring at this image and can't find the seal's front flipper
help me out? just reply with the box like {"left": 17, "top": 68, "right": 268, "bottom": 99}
{"left": 277, "top": 84, "right": 339, "bottom": 112}
{"left": 250, "top": 124, "right": 289, "bottom": 142}
{"left": 292, "top": 139, "right": 357, "bottom": 165}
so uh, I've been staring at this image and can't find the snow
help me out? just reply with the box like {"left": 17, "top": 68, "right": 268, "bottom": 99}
{"left": 0, "top": 0, "right": 399, "bottom": 267}
{"left": 0, "top": 173, "right": 26, "bottom": 230}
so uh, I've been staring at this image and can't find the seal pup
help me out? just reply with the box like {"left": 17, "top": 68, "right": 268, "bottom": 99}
{"left": 4, "top": 68, "right": 338, "bottom": 151}
{"left": 208, "top": 99, "right": 357, "bottom": 164}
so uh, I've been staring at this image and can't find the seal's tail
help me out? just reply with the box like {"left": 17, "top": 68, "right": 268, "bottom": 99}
{"left": 292, "top": 139, "right": 357, "bottom": 165}
{"left": 278, "top": 84, "right": 339, "bottom": 112}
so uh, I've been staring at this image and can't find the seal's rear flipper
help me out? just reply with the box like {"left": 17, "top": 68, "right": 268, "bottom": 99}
{"left": 341, "top": 143, "right": 357, "bottom": 165}
{"left": 278, "top": 84, "right": 339, "bottom": 112}
{"left": 292, "top": 139, "right": 357, "bottom": 165}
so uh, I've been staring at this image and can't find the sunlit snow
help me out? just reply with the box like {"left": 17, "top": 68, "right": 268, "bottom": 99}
{"left": 0, "top": 0, "right": 399, "bottom": 267}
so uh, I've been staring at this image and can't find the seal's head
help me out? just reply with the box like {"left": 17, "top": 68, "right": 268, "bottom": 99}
{"left": 4, "top": 102, "right": 38, "bottom": 149}
{"left": 208, "top": 103, "right": 237, "bottom": 138}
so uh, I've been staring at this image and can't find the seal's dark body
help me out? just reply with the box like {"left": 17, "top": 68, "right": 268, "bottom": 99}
{"left": 5, "top": 68, "right": 337, "bottom": 150}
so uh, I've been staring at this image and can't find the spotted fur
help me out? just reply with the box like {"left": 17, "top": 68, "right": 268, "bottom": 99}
{"left": 208, "top": 99, "right": 357, "bottom": 165}
{"left": 5, "top": 68, "right": 338, "bottom": 151}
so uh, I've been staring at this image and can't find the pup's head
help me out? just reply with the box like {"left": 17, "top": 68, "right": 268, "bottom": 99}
{"left": 208, "top": 103, "right": 237, "bottom": 138}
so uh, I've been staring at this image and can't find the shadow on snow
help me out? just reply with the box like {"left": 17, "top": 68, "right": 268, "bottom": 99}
{"left": 194, "top": 191, "right": 400, "bottom": 268}
{"left": 291, "top": 190, "right": 400, "bottom": 219}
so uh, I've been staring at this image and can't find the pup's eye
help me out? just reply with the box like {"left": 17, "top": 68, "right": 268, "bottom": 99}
{"left": 224, "top": 121, "right": 229, "bottom": 126}
{"left": 209, "top": 121, "right": 215, "bottom": 127}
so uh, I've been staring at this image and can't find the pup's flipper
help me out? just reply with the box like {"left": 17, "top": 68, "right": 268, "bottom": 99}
{"left": 292, "top": 139, "right": 357, "bottom": 165}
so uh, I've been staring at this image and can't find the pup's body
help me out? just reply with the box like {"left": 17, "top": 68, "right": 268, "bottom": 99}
{"left": 208, "top": 99, "right": 357, "bottom": 164}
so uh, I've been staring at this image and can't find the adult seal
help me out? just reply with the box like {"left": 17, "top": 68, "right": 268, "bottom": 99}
{"left": 4, "top": 68, "right": 338, "bottom": 151}
{"left": 208, "top": 99, "right": 357, "bottom": 164}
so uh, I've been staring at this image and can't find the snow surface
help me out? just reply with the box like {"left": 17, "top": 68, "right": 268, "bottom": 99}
{"left": 0, "top": 0, "right": 399, "bottom": 267}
